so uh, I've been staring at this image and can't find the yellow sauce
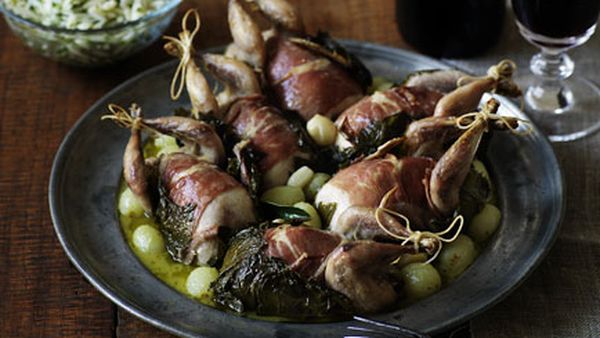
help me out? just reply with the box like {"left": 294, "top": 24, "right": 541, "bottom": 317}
{"left": 118, "top": 180, "right": 215, "bottom": 307}
{"left": 115, "top": 136, "right": 499, "bottom": 320}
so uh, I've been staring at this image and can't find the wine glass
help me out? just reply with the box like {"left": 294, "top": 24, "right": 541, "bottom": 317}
{"left": 512, "top": 0, "right": 600, "bottom": 142}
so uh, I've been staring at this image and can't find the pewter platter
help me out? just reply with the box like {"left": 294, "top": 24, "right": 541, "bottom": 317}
{"left": 49, "top": 40, "right": 564, "bottom": 337}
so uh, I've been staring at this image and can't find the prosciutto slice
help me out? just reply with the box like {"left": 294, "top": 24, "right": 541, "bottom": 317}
{"left": 267, "top": 37, "right": 364, "bottom": 121}
{"left": 265, "top": 225, "right": 342, "bottom": 280}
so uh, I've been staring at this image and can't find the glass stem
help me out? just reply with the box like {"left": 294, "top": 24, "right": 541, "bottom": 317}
{"left": 530, "top": 51, "right": 574, "bottom": 80}
{"left": 525, "top": 51, "right": 575, "bottom": 113}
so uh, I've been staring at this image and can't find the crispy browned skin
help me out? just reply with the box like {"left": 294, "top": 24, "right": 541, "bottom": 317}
{"left": 324, "top": 240, "right": 416, "bottom": 313}
{"left": 434, "top": 77, "right": 496, "bottom": 117}
{"left": 429, "top": 117, "right": 486, "bottom": 216}
{"left": 265, "top": 225, "right": 342, "bottom": 280}
{"left": 226, "top": 96, "right": 300, "bottom": 175}
{"left": 143, "top": 116, "right": 225, "bottom": 165}
{"left": 123, "top": 120, "right": 152, "bottom": 214}
{"left": 403, "top": 116, "right": 463, "bottom": 159}
{"left": 336, "top": 86, "right": 443, "bottom": 140}
{"left": 267, "top": 36, "right": 364, "bottom": 120}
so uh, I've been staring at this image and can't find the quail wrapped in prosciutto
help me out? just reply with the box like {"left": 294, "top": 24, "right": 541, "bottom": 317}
{"left": 214, "top": 224, "right": 422, "bottom": 315}
{"left": 265, "top": 225, "right": 420, "bottom": 313}
{"left": 265, "top": 34, "right": 367, "bottom": 120}
{"left": 334, "top": 86, "right": 444, "bottom": 150}
{"left": 317, "top": 99, "right": 519, "bottom": 241}
{"left": 212, "top": 226, "right": 353, "bottom": 318}
{"left": 203, "top": 54, "right": 307, "bottom": 189}
{"left": 225, "top": 95, "right": 302, "bottom": 188}
{"left": 334, "top": 60, "right": 520, "bottom": 152}
{"left": 163, "top": 13, "right": 306, "bottom": 191}
{"left": 265, "top": 224, "right": 342, "bottom": 280}
{"left": 103, "top": 105, "right": 256, "bottom": 266}
{"left": 226, "top": 0, "right": 371, "bottom": 120}
{"left": 157, "top": 153, "right": 256, "bottom": 265}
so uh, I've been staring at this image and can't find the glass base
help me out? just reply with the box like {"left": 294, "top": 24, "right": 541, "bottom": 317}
{"left": 518, "top": 75, "right": 600, "bottom": 142}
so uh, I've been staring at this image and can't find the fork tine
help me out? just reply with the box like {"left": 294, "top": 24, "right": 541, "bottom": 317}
{"left": 348, "top": 316, "right": 431, "bottom": 338}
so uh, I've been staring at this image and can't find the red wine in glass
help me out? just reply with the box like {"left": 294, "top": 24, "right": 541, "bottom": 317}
{"left": 513, "top": 0, "right": 600, "bottom": 36}
{"left": 512, "top": 0, "right": 600, "bottom": 142}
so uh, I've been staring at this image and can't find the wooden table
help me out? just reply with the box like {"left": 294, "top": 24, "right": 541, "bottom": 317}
{"left": 1, "top": 1, "right": 598, "bottom": 337}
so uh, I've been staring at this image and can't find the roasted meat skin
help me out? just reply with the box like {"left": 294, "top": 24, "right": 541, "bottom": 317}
{"left": 325, "top": 240, "right": 416, "bottom": 313}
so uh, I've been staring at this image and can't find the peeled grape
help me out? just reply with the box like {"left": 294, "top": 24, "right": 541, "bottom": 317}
{"left": 369, "top": 76, "right": 394, "bottom": 93}
{"left": 287, "top": 166, "right": 315, "bottom": 188}
{"left": 303, "top": 173, "right": 331, "bottom": 201}
{"left": 472, "top": 159, "right": 490, "bottom": 181}
{"left": 393, "top": 253, "right": 428, "bottom": 268}
{"left": 154, "top": 135, "right": 180, "bottom": 156}
{"left": 468, "top": 203, "right": 501, "bottom": 243}
{"left": 400, "top": 263, "right": 442, "bottom": 300}
{"left": 261, "top": 186, "right": 305, "bottom": 206}
{"left": 118, "top": 188, "right": 145, "bottom": 217}
{"left": 436, "top": 234, "right": 478, "bottom": 283}
{"left": 132, "top": 225, "right": 165, "bottom": 254}
{"left": 186, "top": 266, "right": 219, "bottom": 297}
{"left": 307, "top": 114, "right": 337, "bottom": 146}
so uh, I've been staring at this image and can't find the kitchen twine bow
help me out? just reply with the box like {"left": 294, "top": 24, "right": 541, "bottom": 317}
{"left": 374, "top": 186, "right": 464, "bottom": 265}
{"left": 101, "top": 103, "right": 161, "bottom": 136}
{"left": 454, "top": 103, "right": 533, "bottom": 136}
{"left": 457, "top": 59, "right": 525, "bottom": 110}
{"left": 163, "top": 9, "right": 201, "bottom": 101}
{"left": 457, "top": 59, "right": 517, "bottom": 89}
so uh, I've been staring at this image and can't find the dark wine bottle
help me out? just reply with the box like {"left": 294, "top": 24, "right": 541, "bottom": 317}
{"left": 396, "top": 0, "right": 506, "bottom": 58}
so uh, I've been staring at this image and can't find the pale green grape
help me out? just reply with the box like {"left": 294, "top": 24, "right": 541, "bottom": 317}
{"left": 118, "top": 187, "right": 145, "bottom": 217}
{"left": 369, "top": 76, "right": 394, "bottom": 93}
{"left": 186, "top": 266, "right": 219, "bottom": 297}
{"left": 261, "top": 186, "right": 305, "bottom": 206}
{"left": 436, "top": 234, "right": 478, "bottom": 283}
{"left": 132, "top": 225, "right": 165, "bottom": 254}
{"left": 303, "top": 173, "right": 331, "bottom": 201}
{"left": 306, "top": 114, "right": 337, "bottom": 146}
{"left": 287, "top": 166, "right": 315, "bottom": 188}
{"left": 293, "top": 202, "right": 322, "bottom": 229}
{"left": 393, "top": 253, "right": 428, "bottom": 268}
{"left": 154, "top": 135, "right": 180, "bottom": 156}
{"left": 400, "top": 263, "right": 442, "bottom": 300}
{"left": 468, "top": 203, "right": 501, "bottom": 243}
{"left": 472, "top": 159, "right": 490, "bottom": 181}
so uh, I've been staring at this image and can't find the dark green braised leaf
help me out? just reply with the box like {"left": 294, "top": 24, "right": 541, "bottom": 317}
{"left": 227, "top": 143, "right": 264, "bottom": 202}
{"left": 156, "top": 183, "right": 196, "bottom": 262}
{"left": 458, "top": 164, "right": 492, "bottom": 223}
{"left": 317, "top": 202, "right": 337, "bottom": 226}
{"left": 281, "top": 108, "right": 409, "bottom": 172}
{"left": 212, "top": 227, "right": 354, "bottom": 319}
{"left": 335, "top": 113, "right": 411, "bottom": 168}
{"left": 176, "top": 107, "right": 264, "bottom": 201}
{"left": 175, "top": 107, "right": 244, "bottom": 160}
{"left": 260, "top": 202, "right": 310, "bottom": 224}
